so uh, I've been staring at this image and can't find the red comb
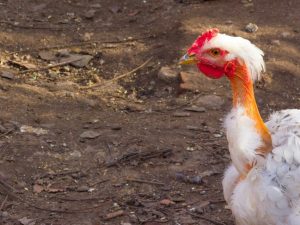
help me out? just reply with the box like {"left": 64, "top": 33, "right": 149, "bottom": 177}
{"left": 187, "top": 28, "right": 219, "bottom": 54}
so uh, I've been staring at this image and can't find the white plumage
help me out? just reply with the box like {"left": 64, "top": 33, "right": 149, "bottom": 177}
{"left": 224, "top": 108, "right": 300, "bottom": 225}
{"left": 182, "top": 30, "right": 300, "bottom": 225}
{"left": 217, "top": 33, "right": 300, "bottom": 224}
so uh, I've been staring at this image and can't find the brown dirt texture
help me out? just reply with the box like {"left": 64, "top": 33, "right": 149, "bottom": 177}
{"left": 0, "top": 0, "right": 299, "bottom": 224}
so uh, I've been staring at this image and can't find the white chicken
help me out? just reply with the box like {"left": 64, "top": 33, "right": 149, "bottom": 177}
{"left": 180, "top": 28, "right": 300, "bottom": 225}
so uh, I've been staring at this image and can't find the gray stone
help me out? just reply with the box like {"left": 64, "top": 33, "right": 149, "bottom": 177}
{"left": 195, "top": 95, "right": 224, "bottom": 110}
{"left": 38, "top": 51, "right": 57, "bottom": 61}
{"left": 245, "top": 23, "right": 258, "bottom": 33}
{"left": 281, "top": 31, "right": 291, "bottom": 38}
{"left": 158, "top": 66, "right": 179, "bottom": 83}
{"left": 80, "top": 130, "right": 101, "bottom": 139}
{"left": 271, "top": 40, "right": 281, "bottom": 46}
{"left": 77, "top": 185, "right": 89, "bottom": 192}
{"left": 84, "top": 9, "right": 97, "bottom": 19}
{"left": 184, "top": 106, "right": 206, "bottom": 112}
{"left": 186, "top": 125, "right": 201, "bottom": 131}
{"left": 69, "top": 55, "right": 93, "bottom": 68}
{"left": 0, "top": 70, "right": 15, "bottom": 80}
{"left": 69, "top": 150, "right": 82, "bottom": 158}
{"left": 173, "top": 112, "right": 191, "bottom": 117}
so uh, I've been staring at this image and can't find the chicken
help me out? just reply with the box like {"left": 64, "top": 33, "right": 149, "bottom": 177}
{"left": 180, "top": 28, "right": 300, "bottom": 225}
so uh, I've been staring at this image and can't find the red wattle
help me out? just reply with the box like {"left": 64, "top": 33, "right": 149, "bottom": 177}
{"left": 197, "top": 63, "right": 224, "bottom": 79}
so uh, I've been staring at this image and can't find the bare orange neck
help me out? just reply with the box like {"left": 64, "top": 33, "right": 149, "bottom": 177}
{"left": 228, "top": 63, "right": 272, "bottom": 156}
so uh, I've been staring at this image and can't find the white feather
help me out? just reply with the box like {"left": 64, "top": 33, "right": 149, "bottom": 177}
{"left": 202, "top": 33, "right": 265, "bottom": 81}
{"left": 224, "top": 106, "right": 263, "bottom": 175}
{"left": 198, "top": 31, "right": 300, "bottom": 225}
{"left": 223, "top": 109, "right": 300, "bottom": 225}
{"left": 222, "top": 164, "right": 239, "bottom": 204}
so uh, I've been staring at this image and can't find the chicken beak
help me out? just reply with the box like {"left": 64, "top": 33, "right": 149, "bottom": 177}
{"left": 179, "top": 53, "right": 198, "bottom": 65}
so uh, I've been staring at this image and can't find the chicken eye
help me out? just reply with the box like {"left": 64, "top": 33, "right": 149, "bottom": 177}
{"left": 210, "top": 49, "right": 220, "bottom": 56}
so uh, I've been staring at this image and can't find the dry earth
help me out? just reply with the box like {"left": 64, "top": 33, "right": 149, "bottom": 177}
{"left": 0, "top": 0, "right": 299, "bottom": 224}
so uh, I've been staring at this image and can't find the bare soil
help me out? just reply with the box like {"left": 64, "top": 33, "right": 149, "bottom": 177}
{"left": 0, "top": 0, "right": 300, "bottom": 224}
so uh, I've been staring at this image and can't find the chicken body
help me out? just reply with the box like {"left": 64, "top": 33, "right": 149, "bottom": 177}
{"left": 223, "top": 108, "right": 300, "bottom": 225}
{"left": 180, "top": 29, "right": 300, "bottom": 225}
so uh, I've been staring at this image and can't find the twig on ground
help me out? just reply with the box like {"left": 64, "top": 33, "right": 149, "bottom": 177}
{"left": 105, "top": 148, "right": 172, "bottom": 167}
{"left": 0, "top": 184, "right": 105, "bottom": 213}
{"left": 187, "top": 198, "right": 226, "bottom": 206}
{"left": 0, "top": 171, "right": 111, "bottom": 213}
{"left": 0, "top": 20, "right": 64, "bottom": 30}
{"left": 0, "top": 129, "right": 14, "bottom": 139}
{"left": 210, "top": 199, "right": 226, "bottom": 204}
{"left": 19, "top": 58, "right": 81, "bottom": 74}
{"left": 126, "top": 178, "right": 165, "bottom": 186}
{"left": 188, "top": 211, "right": 227, "bottom": 225}
{"left": 104, "top": 210, "right": 125, "bottom": 220}
{"left": 51, "top": 196, "right": 107, "bottom": 202}
{"left": 0, "top": 195, "right": 8, "bottom": 211}
{"left": 0, "top": 177, "right": 17, "bottom": 193}
{"left": 81, "top": 57, "right": 152, "bottom": 89}
{"left": 37, "top": 169, "right": 81, "bottom": 179}
{"left": 89, "top": 179, "right": 109, "bottom": 187}
{"left": 24, "top": 200, "right": 104, "bottom": 213}
{"left": 8, "top": 35, "right": 154, "bottom": 55}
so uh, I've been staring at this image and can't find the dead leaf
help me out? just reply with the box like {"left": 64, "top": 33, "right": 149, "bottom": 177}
{"left": 46, "top": 187, "right": 64, "bottom": 193}
{"left": 8, "top": 60, "right": 37, "bottom": 70}
{"left": 128, "top": 10, "right": 140, "bottom": 16}
{"left": 82, "top": 32, "right": 94, "bottom": 41}
{"left": 160, "top": 199, "right": 175, "bottom": 206}
{"left": 33, "top": 184, "right": 44, "bottom": 193}
{"left": 173, "top": 112, "right": 191, "bottom": 117}
{"left": 18, "top": 217, "right": 36, "bottom": 225}
{"left": 84, "top": 9, "right": 97, "bottom": 19}
{"left": 199, "top": 170, "right": 220, "bottom": 177}
{"left": 104, "top": 210, "right": 124, "bottom": 220}
{"left": 32, "top": 3, "right": 48, "bottom": 12}
{"left": 60, "top": 54, "right": 93, "bottom": 68}
{"left": 0, "top": 70, "right": 15, "bottom": 79}
{"left": 38, "top": 51, "right": 57, "bottom": 61}
{"left": 184, "top": 106, "right": 206, "bottom": 112}
{"left": 80, "top": 130, "right": 102, "bottom": 139}
{"left": 109, "top": 5, "right": 122, "bottom": 14}
{"left": 178, "top": 215, "right": 197, "bottom": 225}
{"left": 20, "top": 125, "right": 48, "bottom": 135}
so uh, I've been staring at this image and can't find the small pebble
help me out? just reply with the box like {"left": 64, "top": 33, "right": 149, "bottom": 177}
{"left": 0, "top": 71, "right": 15, "bottom": 80}
{"left": 245, "top": 23, "right": 258, "bottom": 33}
{"left": 186, "top": 146, "right": 195, "bottom": 152}
{"left": 184, "top": 106, "right": 206, "bottom": 113}
{"left": 173, "top": 112, "right": 191, "bottom": 117}
{"left": 186, "top": 125, "right": 201, "bottom": 131}
{"left": 104, "top": 210, "right": 124, "bottom": 220}
{"left": 213, "top": 133, "right": 223, "bottom": 138}
{"left": 271, "top": 40, "right": 281, "bottom": 46}
{"left": 84, "top": 9, "right": 96, "bottom": 19}
{"left": 175, "top": 172, "right": 203, "bottom": 184}
{"left": 160, "top": 199, "right": 175, "bottom": 206}
{"left": 111, "top": 124, "right": 122, "bottom": 130}
{"left": 80, "top": 130, "right": 101, "bottom": 139}
{"left": 281, "top": 31, "right": 291, "bottom": 38}
{"left": 1, "top": 211, "right": 8, "bottom": 217}
{"left": 77, "top": 185, "right": 89, "bottom": 192}
{"left": 158, "top": 66, "right": 179, "bottom": 83}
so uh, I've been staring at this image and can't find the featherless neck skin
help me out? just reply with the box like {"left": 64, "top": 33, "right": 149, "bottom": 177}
{"left": 228, "top": 63, "right": 272, "bottom": 156}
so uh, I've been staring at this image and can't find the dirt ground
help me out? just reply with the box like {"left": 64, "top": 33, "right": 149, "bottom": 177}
{"left": 0, "top": 0, "right": 300, "bottom": 224}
